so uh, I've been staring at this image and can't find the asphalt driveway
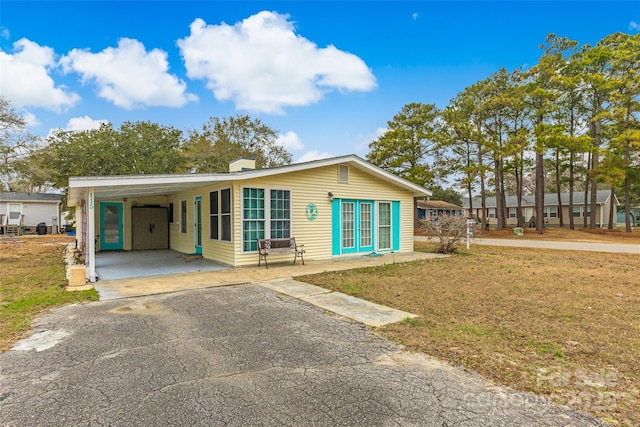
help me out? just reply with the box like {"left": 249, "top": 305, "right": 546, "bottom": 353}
{"left": 0, "top": 285, "right": 603, "bottom": 426}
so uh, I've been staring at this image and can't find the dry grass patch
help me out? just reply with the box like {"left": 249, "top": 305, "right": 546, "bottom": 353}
{"left": 297, "top": 243, "right": 640, "bottom": 426}
{"left": 0, "top": 235, "right": 98, "bottom": 351}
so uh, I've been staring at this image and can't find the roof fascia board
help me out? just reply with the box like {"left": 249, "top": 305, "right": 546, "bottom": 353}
{"left": 69, "top": 155, "right": 431, "bottom": 197}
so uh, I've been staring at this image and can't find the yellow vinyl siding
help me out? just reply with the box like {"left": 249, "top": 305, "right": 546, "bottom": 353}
{"left": 231, "top": 164, "right": 416, "bottom": 267}
{"left": 167, "top": 185, "right": 236, "bottom": 265}
{"left": 97, "top": 163, "right": 416, "bottom": 266}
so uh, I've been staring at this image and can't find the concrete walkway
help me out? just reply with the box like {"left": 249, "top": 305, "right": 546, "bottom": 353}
{"left": 94, "top": 251, "right": 442, "bottom": 300}
{"left": 94, "top": 251, "right": 441, "bottom": 327}
{"left": 415, "top": 235, "right": 640, "bottom": 254}
{"left": 259, "top": 279, "right": 418, "bottom": 327}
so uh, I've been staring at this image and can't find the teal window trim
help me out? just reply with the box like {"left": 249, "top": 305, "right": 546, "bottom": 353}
{"left": 392, "top": 201, "right": 400, "bottom": 251}
{"left": 241, "top": 187, "right": 291, "bottom": 252}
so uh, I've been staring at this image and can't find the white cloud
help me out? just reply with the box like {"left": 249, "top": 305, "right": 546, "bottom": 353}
{"left": 296, "top": 150, "right": 333, "bottom": 163}
{"left": 276, "top": 131, "right": 304, "bottom": 151}
{"left": 355, "top": 127, "right": 388, "bottom": 153}
{"left": 46, "top": 116, "right": 108, "bottom": 139}
{"left": 0, "top": 38, "right": 80, "bottom": 111}
{"left": 65, "top": 116, "right": 108, "bottom": 131}
{"left": 630, "top": 21, "right": 640, "bottom": 31}
{"left": 22, "top": 112, "right": 40, "bottom": 127}
{"left": 1, "top": 28, "right": 10, "bottom": 39}
{"left": 412, "top": 12, "right": 419, "bottom": 21}
{"left": 178, "top": 12, "right": 377, "bottom": 114}
{"left": 61, "top": 38, "right": 197, "bottom": 109}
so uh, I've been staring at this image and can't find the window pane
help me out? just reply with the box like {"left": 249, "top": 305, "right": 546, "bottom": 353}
{"left": 379, "top": 203, "right": 391, "bottom": 226}
{"left": 210, "top": 215, "right": 219, "bottom": 239}
{"left": 243, "top": 188, "right": 265, "bottom": 251}
{"left": 221, "top": 215, "right": 231, "bottom": 241}
{"left": 270, "top": 189, "right": 291, "bottom": 238}
{"left": 378, "top": 202, "right": 391, "bottom": 250}
{"left": 180, "top": 201, "right": 187, "bottom": 234}
{"left": 342, "top": 202, "right": 354, "bottom": 248}
{"left": 221, "top": 189, "right": 231, "bottom": 214}
{"left": 210, "top": 191, "right": 218, "bottom": 214}
{"left": 360, "top": 203, "right": 372, "bottom": 247}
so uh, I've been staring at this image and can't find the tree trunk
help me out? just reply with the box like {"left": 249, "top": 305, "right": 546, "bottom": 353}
{"left": 589, "top": 119, "right": 601, "bottom": 229}
{"left": 535, "top": 151, "right": 545, "bottom": 234}
{"left": 569, "top": 151, "right": 575, "bottom": 230}
{"left": 498, "top": 166, "right": 507, "bottom": 229}
{"left": 479, "top": 149, "right": 487, "bottom": 231}
{"left": 494, "top": 155, "right": 502, "bottom": 230}
{"left": 625, "top": 174, "right": 632, "bottom": 232}
{"left": 555, "top": 150, "right": 564, "bottom": 227}
{"left": 466, "top": 141, "right": 473, "bottom": 218}
{"left": 608, "top": 185, "right": 615, "bottom": 229}
{"left": 584, "top": 152, "right": 591, "bottom": 228}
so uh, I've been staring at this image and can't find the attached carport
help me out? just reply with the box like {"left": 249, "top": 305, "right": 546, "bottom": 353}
{"left": 95, "top": 249, "right": 229, "bottom": 281}
{"left": 68, "top": 173, "right": 234, "bottom": 282}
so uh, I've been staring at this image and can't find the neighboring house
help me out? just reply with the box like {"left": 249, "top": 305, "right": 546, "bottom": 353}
{"left": 416, "top": 200, "right": 465, "bottom": 219}
{"left": 462, "top": 190, "right": 619, "bottom": 228}
{"left": 68, "top": 155, "right": 432, "bottom": 282}
{"left": 0, "top": 192, "right": 63, "bottom": 234}
{"left": 617, "top": 207, "right": 640, "bottom": 227}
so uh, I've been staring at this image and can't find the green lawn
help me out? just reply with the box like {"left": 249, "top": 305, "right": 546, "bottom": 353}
{"left": 0, "top": 236, "right": 99, "bottom": 351}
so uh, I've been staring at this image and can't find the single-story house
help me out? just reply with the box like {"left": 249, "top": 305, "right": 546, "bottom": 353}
{"left": 0, "top": 192, "right": 63, "bottom": 234}
{"left": 462, "top": 190, "right": 619, "bottom": 227}
{"left": 416, "top": 200, "right": 465, "bottom": 219}
{"left": 68, "top": 155, "right": 432, "bottom": 282}
{"left": 617, "top": 207, "right": 640, "bottom": 227}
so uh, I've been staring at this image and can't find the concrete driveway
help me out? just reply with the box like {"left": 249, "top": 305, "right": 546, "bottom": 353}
{"left": 1, "top": 286, "right": 602, "bottom": 426}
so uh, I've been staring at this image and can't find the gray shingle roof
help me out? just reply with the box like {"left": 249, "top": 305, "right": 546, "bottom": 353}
{"left": 461, "top": 190, "right": 614, "bottom": 208}
{"left": 0, "top": 192, "right": 62, "bottom": 202}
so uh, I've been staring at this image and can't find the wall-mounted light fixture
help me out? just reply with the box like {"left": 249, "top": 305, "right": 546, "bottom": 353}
{"left": 123, "top": 197, "right": 128, "bottom": 202}
{"left": 327, "top": 192, "right": 334, "bottom": 202}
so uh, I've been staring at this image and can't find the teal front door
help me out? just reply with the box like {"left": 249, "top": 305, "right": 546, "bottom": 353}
{"left": 100, "top": 202, "right": 123, "bottom": 251}
{"left": 194, "top": 196, "right": 202, "bottom": 255}
{"left": 336, "top": 199, "right": 374, "bottom": 255}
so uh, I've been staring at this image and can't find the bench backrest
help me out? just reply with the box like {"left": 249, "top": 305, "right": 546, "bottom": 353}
{"left": 258, "top": 237, "right": 295, "bottom": 250}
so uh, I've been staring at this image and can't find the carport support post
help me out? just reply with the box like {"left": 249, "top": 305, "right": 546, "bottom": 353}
{"left": 86, "top": 188, "right": 97, "bottom": 283}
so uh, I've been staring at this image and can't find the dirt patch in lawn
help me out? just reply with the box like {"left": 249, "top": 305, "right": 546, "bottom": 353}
{"left": 297, "top": 243, "right": 640, "bottom": 426}
{"left": 0, "top": 235, "right": 98, "bottom": 352}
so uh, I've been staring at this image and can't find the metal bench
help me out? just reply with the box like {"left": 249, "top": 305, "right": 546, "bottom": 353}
{"left": 257, "top": 237, "right": 305, "bottom": 269}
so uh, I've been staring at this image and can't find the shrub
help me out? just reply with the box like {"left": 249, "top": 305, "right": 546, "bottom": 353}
{"left": 419, "top": 214, "right": 471, "bottom": 254}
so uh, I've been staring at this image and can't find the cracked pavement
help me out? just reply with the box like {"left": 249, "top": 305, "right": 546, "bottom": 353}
{"left": 0, "top": 285, "right": 604, "bottom": 426}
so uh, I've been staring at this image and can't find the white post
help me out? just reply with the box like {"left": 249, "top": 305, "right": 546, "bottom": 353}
{"left": 86, "top": 188, "right": 97, "bottom": 282}
{"left": 466, "top": 219, "right": 474, "bottom": 250}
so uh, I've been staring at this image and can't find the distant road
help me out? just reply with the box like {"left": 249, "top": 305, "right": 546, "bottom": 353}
{"left": 414, "top": 235, "right": 640, "bottom": 254}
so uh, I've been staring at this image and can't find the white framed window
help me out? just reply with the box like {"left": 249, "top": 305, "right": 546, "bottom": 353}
{"left": 508, "top": 207, "right": 517, "bottom": 218}
{"left": 360, "top": 203, "right": 372, "bottom": 247}
{"left": 180, "top": 200, "right": 187, "bottom": 234}
{"left": 210, "top": 188, "right": 231, "bottom": 241}
{"left": 488, "top": 208, "right": 496, "bottom": 219}
{"left": 242, "top": 187, "right": 291, "bottom": 252}
{"left": 377, "top": 202, "right": 392, "bottom": 251}
{"left": 543, "top": 206, "right": 558, "bottom": 218}
{"left": 338, "top": 164, "right": 349, "bottom": 183}
{"left": 342, "top": 201, "right": 355, "bottom": 248}
{"left": 572, "top": 206, "right": 581, "bottom": 218}
{"left": 270, "top": 189, "right": 290, "bottom": 239}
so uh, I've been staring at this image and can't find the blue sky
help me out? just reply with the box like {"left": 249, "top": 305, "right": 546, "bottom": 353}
{"left": 1, "top": 1, "right": 639, "bottom": 163}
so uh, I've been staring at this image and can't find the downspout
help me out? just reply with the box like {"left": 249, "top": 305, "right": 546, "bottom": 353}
{"left": 86, "top": 188, "right": 97, "bottom": 282}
